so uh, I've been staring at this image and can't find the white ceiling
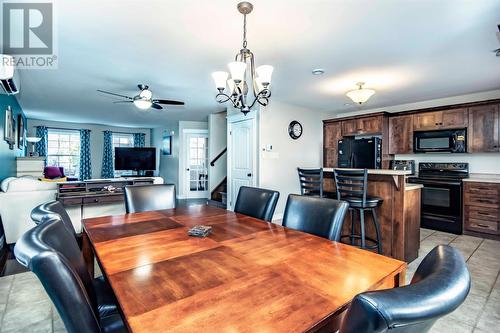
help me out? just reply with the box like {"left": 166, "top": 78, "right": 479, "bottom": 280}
{"left": 13, "top": 0, "right": 500, "bottom": 127}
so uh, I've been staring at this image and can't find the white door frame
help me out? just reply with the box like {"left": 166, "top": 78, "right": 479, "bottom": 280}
{"left": 180, "top": 129, "right": 209, "bottom": 199}
{"left": 227, "top": 110, "right": 259, "bottom": 210}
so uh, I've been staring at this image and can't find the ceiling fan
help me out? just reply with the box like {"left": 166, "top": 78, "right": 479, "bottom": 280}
{"left": 97, "top": 84, "right": 185, "bottom": 110}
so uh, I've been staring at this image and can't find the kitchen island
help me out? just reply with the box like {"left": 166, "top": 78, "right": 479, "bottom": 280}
{"left": 322, "top": 168, "right": 422, "bottom": 262}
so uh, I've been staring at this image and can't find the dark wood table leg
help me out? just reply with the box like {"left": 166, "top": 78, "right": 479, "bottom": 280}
{"left": 81, "top": 231, "right": 94, "bottom": 278}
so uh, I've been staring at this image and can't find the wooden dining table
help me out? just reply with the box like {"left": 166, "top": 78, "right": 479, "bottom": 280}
{"left": 82, "top": 205, "right": 406, "bottom": 333}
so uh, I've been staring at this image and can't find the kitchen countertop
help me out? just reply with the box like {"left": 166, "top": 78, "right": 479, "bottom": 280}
{"left": 323, "top": 168, "right": 412, "bottom": 176}
{"left": 405, "top": 183, "right": 423, "bottom": 191}
{"left": 462, "top": 173, "right": 500, "bottom": 184}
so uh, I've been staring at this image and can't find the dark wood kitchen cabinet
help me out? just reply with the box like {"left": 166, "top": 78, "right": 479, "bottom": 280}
{"left": 388, "top": 115, "right": 413, "bottom": 154}
{"left": 342, "top": 115, "right": 383, "bottom": 136}
{"left": 463, "top": 181, "right": 500, "bottom": 238}
{"left": 413, "top": 108, "right": 468, "bottom": 131}
{"left": 323, "top": 121, "right": 342, "bottom": 167}
{"left": 468, "top": 104, "right": 499, "bottom": 152}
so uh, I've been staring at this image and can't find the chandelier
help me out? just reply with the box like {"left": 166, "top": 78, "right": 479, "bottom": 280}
{"left": 346, "top": 82, "right": 376, "bottom": 105}
{"left": 211, "top": 2, "right": 273, "bottom": 115}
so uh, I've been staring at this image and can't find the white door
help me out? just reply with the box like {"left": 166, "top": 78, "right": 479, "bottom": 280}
{"left": 184, "top": 133, "right": 209, "bottom": 198}
{"left": 229, "top": 119, "right": 255, "bottom": 208}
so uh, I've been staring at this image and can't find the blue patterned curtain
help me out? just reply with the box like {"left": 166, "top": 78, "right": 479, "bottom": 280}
{"left": 79, "top": 129, "right": 92, "bottom": 180}
{"left": 101, "top": 130, "right": 114, "bottom": 178}
{"left": 133, "top": 133, "right": 146, "bottom": 147}
{"left": 35, "top": 126, "right": 48, "bottom": 163}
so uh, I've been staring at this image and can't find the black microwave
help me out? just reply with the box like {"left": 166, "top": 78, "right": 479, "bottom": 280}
{"left": 413, "top": 129, "right": 467, "bottom": 153}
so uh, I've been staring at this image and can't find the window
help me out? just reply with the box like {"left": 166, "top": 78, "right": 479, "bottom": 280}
{"left": 47, "top": 129, "right": 81, "bottom": 177}
{"left": 112, "top": 133, "right": 134, "bottom": 176}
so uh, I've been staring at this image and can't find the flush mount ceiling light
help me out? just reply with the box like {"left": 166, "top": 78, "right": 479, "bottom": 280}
{"left": 211, "top": 2, "right": 273, "bottom": 115}
{"left": 312, "top": 68, "right": 325, "bottom": 75}
{"left": 346, "top": 82, "right": 376, "bottom": 105}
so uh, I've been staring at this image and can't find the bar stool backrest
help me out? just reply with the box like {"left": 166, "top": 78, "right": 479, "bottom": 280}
{"left": 297, "top": 168, "right": 323, "bottom": 197}
{"left": 333, "top": 169, "right": 368, "bottom": 206}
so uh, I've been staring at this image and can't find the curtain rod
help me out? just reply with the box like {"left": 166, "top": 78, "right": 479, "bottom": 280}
{"left": 102, "top": 131, "right": 146, "bottom": 135}
{"left": 45, "top": 126, "right": 91, "bottom": 132}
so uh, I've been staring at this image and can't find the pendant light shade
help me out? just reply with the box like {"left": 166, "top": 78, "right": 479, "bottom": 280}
{"left": 212, "top": 71, "right": 229, "bottom": 90}
{"left": 346, "top": 82, "right": 376, "bottom": 105}
{"left": 256, "top": 65, "right": 274, "bottom": 86}
{"left": 228, "top": 61, "right": 247, "bottom": 83}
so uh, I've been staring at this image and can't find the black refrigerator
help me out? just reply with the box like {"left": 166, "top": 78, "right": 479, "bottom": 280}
{"left": 337, "top": 137, "right": 382, "bottom": 169}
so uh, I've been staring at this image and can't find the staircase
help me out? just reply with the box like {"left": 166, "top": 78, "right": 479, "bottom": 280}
{"left": 207, "top": 177, "right": 227, "bottom": 209}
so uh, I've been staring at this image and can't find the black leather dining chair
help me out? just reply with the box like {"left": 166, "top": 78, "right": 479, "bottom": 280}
{"left": 14, "top": 216, "right": 127, "bottom": 333}
{"left": 233, "top": 186, "right": 280, "bottom": 222}
{"left": 124, "top": 184, "right": 176, "bottom": 213}
{"left": 31, "top": 200, "right": 76, "bottom": 236}
{"left": 339, "top": 245, "right": 471, "bottom": 333}
{"left": 282, "top": 194, "right": 349, "bottom": 241}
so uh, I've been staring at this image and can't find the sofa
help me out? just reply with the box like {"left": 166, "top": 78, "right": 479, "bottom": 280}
{"left": 0, "top": 176, "right": 164, "bottom": 244}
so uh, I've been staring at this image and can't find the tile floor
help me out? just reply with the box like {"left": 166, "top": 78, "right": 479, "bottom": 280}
{"left": 0, "top": 228, "right": 498, "bottom": 333}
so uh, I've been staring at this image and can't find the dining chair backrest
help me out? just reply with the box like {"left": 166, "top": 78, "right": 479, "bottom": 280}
{"left": 233, "top": 186, "right": 280, "bottom": 222}
{"left": 297, "top": 168, "right": 323, "bottom": 197}
{"left": 124, "top": 184, "right": 176, "bottom": 213}
{"left": 282, "top": 194, "right": 349, "bottom": 241}
{"left": 333, "top": 169, "right": 368, "bottom": 206}
{"left": 14, "top": 216, "right": 101, "bottom": 333}
{"left": 339, "top": 245, "right": 471, "bottom": 333}
{"left": 31, "top": 200, "right": 76, "bottom": 237}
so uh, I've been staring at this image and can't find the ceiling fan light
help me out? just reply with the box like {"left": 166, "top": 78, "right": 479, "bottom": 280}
{"left": 256, "top": 65, "right": 273, "bottom": 86}
{"left": 228, "top": 61, "right": 247, "bottom": 83}
{"left": 346, "top": 83, "right": 375, "bottom": 105}
{"left": 133, "top": 99, "right": 152, "bottom": 110}
{"left": 139, "top": 89, "right": 153, "bottom": 100}
{"left": 212, "top": 71, "right": 229, "bottom": 90}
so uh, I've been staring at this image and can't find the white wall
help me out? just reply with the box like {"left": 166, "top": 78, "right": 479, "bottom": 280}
{"left": 208, "top": 112, "right": 227, "bottom": 193}
{"left": 395, "top": 154, "right": 500, "bottom": 174}
{"left": 151, "top": 121, "right": 179, "bottom": 188}
{"left": 27, "top": 119, "right": 151, "bottom": 178}
{"left": 178, "top": 121, "right": 208, "bottom": 198}
{"left": 258, "top": 101, "right": 327, "bottom": 219}
{"left": 326, "top": 89, "right": 500, "bottom": 174}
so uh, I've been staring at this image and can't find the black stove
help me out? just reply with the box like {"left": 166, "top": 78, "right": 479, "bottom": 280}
{"left": 409, "top": 162, "right": 469, "bottom": 234}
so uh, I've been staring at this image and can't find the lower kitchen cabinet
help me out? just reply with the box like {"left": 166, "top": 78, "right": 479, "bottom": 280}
{"left": 463, "top": 181, "right": 500, "bottom": 238}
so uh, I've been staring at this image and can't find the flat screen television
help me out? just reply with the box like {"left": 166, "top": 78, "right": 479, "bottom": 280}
{"left": 114, "top": 147, "right": 156, "bottom": 171}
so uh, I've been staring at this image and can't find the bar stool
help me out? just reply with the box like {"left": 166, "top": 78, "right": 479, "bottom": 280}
{"left": 333, "top": 169, "right": 383, "bottom": 254}
{"left": 297, "top": 168, "right": 323, "bottom": 198}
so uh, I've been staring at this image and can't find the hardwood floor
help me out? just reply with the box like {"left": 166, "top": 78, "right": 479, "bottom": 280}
{"left": 0, "top": 226, "right": 498, "bottom": 332}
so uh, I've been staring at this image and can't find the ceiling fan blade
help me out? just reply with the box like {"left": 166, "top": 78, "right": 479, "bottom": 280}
{"left": 97, "top": 89, "right": 134, "bottom": 100}
{"left": 151, "top": 103, "right": 163, "bottom": 110}
{"left": 112, "top": 100, "right": 134, "bottom": 104}
{"left": 153, "top": 99, "right": 185, "bottom": 105}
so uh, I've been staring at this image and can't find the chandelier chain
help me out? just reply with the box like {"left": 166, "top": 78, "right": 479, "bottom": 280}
{"left": 242, "top": 14, "right": 247, "bottom": 49}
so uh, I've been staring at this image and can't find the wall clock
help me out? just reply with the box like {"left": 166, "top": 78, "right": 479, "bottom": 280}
{"left": 288, "top": 120, "right": 303, "bottom": 140}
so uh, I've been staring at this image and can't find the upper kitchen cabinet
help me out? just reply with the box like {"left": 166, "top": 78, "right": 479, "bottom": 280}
{"left": 342, "top": 115, "right": 383, "bottom": 136}
{"left": 388, "top": 114, "right": 413, "bottom": 154}
{"left": 413, "top": 108, "right": 468, "bottom": 131}
{"left": 323, "top": 121, "right": 342, "bottom": 167}
{"left": 468, "top": 104, "right": 499, "bottom": 152}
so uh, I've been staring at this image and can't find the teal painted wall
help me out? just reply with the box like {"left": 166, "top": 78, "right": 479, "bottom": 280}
{"left": 0, "top": 95, "right": 26, "bottom": 181}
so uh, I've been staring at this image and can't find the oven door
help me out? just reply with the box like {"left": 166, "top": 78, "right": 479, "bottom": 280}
{"left": 409, "top": 178, "right": 463, "bottom": 234}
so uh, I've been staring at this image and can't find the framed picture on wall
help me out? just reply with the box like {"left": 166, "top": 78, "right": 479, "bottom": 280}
{"left": 17, "top": 114, "right": 26, "bottom": 149}
{"left": 4, "top": 106, "right": 15, "bottom": 149}
{"left": 162, "top": 134, "right": 172, "bottom": 155}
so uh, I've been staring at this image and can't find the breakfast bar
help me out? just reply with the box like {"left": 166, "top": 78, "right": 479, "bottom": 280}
{"left": 323, "top": 168, "right": 422, "bottom": 262}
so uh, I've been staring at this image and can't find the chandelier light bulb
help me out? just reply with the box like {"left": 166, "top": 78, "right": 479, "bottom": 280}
{"left": 346, "top": 82, "right": 376, "bottom": 105}
{"left": 228, "top": 61, "right": 247, "bottom": 84}
{"left": 256, "top": 65, "right": 274, "bottom": 86}
{"left": 212, "top": 71, "right": 229, "bottom": 90}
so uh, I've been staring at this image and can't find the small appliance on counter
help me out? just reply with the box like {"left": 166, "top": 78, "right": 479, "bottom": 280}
{"left": 389, "top": 160, "right": 415, "bottom": 175}
{"left": 408, "top": 162, "right": 469, "bottom": 235}
{"left": 338, "top": 137, "right": 382, "bottom": 169}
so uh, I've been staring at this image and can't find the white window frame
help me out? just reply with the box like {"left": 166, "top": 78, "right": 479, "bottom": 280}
{"left": 47, "top": 128, "right": 81, "bottom": 177}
